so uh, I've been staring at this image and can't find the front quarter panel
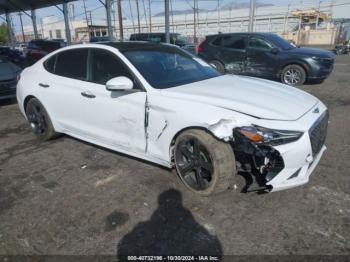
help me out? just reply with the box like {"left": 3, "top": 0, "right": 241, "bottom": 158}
{"left": 146, "top": 91, "right": 255, "bottom": 165}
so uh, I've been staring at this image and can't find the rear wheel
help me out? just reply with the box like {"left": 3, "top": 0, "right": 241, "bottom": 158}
{"left": 210, "top": 60, "right": 225, "bottom": 74}
{"left": 174, "top": 129, "right": 239, "bottom": 196}
{"left": 26, "top": 98, "right": 57, "bottom": 141}
{"left": 281, "top": 64, "right": 306, "bottom": 86}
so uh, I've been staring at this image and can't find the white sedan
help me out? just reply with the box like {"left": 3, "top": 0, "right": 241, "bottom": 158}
{"left": 16, "top": 42, "right": 329, "bottom": 195}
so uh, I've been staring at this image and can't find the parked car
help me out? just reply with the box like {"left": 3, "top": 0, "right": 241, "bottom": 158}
{"left": 333, "top": 43, "right": 349, "bottom": 55}
{"left": 0, "top": 56, "right": 21, "bottom": 101}
{"left": 17, "top": 42, "right": 328, "bottom": 195}
{"left": 90, "top": 36, "right": 114, "bottom": 43}
{"left": 130, "top": 33, "right": 196, "bottom": 54}
{"left": 198, "top": 32, "right": 335, "bottom": 86}
{"left": 0, "top": 46, "right": 24, "bottom": 64}
{"left": 14, "top": 43, "right": 27, "bottom": 56}
{"left": 26, "top": 39, "right": 65, "bottom": 65}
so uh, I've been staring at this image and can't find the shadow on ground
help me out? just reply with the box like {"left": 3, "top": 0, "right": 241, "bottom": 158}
{"left": 117, "top": 189, "right": 222, "bottom": 257}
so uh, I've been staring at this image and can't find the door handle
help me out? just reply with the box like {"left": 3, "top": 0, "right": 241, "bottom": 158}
{"left": 39, "top": 83, "right": 50, "bottom": 88}
{"left": 81, "top": 91, "right": 96, "bottom": 98}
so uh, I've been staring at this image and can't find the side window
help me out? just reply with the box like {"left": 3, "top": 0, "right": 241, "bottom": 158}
{"left": 222, "top": 35, "right": 246, "bottom": 50}
{"left": 248, "top": 37, "right": 273, "bottom": 50}
{"left": 211, "top": 37, "right": 222, "bottom": 46}
{"left": 55, "top": 49, "right": 88, "bottom": 80}
{"left": 44, "top": 55, "right": 56, "bottom": 73}
{"left": 91, "top": 49, "right": 133, "bottom": 85}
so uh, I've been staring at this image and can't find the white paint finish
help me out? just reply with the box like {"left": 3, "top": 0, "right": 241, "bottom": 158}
{"left": 162, "top": 74, "right": 318, "bottom": 121}
{"left": 17, "top": 43, "right": 328, "bottom": 192}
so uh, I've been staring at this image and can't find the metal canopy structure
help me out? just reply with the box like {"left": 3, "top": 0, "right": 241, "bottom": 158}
{"left": 0, "top": 0, "right": 75, "bottom": 14}
{"left": 0, "top": 0, "right": 78, "bottom": 46}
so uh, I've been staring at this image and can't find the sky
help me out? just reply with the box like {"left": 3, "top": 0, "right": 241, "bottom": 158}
{"left": 2, "top": 0, "right": 350, "bottom": 33}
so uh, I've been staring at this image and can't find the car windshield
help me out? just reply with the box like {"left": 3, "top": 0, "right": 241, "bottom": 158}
{"left": 268, "top": 34, "right": 295, "bottom": 50}
{"left": 123, "top": 48, "right": 221, "bottom": 89}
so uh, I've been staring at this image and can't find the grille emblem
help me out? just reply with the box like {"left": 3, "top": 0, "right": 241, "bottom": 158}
{"left": 313, "top": 108, "right": 320, "bottom": 113}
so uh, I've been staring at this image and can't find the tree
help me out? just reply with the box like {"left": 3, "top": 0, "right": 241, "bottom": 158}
{"left": 0, "top": 22, "right": 9, "bottom": 45}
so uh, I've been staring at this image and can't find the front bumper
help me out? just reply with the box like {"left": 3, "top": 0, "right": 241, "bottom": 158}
{"left": 266, "top": 109, "right": 329, "bottom": 192}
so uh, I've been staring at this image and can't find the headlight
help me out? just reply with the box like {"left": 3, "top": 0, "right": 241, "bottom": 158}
{"left": 237, "top": 126, "right": 303, "bottom": 146}
{"left": 311, "top": 56, "right": 322, "bottom": 61}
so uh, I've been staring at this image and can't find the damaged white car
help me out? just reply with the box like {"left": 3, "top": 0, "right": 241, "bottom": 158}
{"left": 17, "top": 42, "right": 329, "bottom": 195}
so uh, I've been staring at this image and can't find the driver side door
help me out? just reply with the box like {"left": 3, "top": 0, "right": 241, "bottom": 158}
{"left": 245, "top": 36, "right": 280, "bottom": 77}
{"left": 80, "top": 48, "right": 147, "bottom": 153}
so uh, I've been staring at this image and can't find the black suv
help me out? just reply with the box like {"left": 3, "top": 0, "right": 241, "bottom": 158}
{"left": 198, "top": 32, "right": 335, "bottom": 86}
{"left": 130, "top": 33, "right": 196, "bottom": 54}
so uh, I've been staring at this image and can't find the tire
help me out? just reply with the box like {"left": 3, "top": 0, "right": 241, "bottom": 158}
{"left": 25, "top": 98, "right": 57, "bottom": 141}
{"left": 210, "top": 60, "right": 225, "bottom": 74}
{"left": 281, "top": 64, "right": 306, "bottom": 86}
{"left": 174, "top": 129, "right": 239, "bottom": 196}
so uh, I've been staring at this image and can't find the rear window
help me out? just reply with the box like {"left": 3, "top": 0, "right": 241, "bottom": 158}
{"left": 222, "top": 35, "right": 246, "bottom": 50}
{"left": 44, "top": 55, "right": 57, "bottom": 73}
{"left": 55, "top": 49, "right": 88, "bottom": 80}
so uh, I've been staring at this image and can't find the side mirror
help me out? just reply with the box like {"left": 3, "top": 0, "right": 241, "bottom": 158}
{"left": 106, "top": 76, "right": 133, "bottom": 91}
{"left": 270, "top": 47, "right": 280, "bottom": 54}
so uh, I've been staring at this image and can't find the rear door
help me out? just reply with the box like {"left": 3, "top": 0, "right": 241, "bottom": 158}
{"left": 40, "top": 48, "right": 90, "bottom": 136}
{"left": 215, "top": 34, "right": 248, "bottom": 74}
{"left": 245, "top": 35, "right": 279, "bottom": 77}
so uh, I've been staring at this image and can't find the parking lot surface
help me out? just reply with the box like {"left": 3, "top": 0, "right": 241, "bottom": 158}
{"left": 0, "top": 56, "right": 349, "bottom": 256}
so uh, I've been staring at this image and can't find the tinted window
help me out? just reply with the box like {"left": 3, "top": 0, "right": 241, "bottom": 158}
{"left": 123, "top": 48, "right": 221, "bottom": 89}
{"left": 44, "top": 55, "right": 56, "bottom": 73}
{"left": 211, "top": 37, "right": 222, "bottom": 46}
{"left": 55, "top": 49, "right": 88, "bottom": 80}
{"left": 222, "top": 35, "right": 246, "bottom": 49}
{"left": 91, "top": 49, "right": 132, "bottom": 85}
{"left": 267, "top": 34, "right": 294, "bottom": 50}
{"left": 248, "top": 37, "right": 273, "bottom": 50}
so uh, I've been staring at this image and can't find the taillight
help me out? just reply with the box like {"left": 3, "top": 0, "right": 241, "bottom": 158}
{"left": 16, "top": 74, "right": 21, "bottom": 81}
{"left": 197, "top": 40, "right": 205, "bottom": 53}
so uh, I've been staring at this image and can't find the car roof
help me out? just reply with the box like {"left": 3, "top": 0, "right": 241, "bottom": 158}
{"left": 207, "top": 32, "right": 275, "bottom": 38}
{"left": 99, "top": 41, "right": 176, "bottom": 52}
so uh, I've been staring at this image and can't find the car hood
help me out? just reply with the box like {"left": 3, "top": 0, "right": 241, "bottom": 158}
{"left": 161, "top": 75, "right": 318, "bottom": 121}
{"left": 287, "top": 47, "right": 335, "bottom": 58}
{"left": 0, "top": 62, "right": 21, "bottom": 80}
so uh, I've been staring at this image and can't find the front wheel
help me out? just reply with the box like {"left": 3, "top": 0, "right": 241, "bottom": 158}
{"left": 174, "top": 129, "right": 240, "bottom": 196}
{"left": 26, "top": 98, "right": 58, "bottom": 141}
{"left": 281, "top": 64, "right": 306, "bottom": 86}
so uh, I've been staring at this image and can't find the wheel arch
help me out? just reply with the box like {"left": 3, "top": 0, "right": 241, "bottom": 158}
{"left": 23, "top": 95, "right": 36, "bottom": 113}
{"left": 279, "top": 61, "right": 309, "bottom": 77}
{"left": 168, "top": 124, "right": 233, "bottom": 165}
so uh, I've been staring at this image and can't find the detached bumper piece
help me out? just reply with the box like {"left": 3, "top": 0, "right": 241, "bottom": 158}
{"left": 232, "top": 130, "right": 285, "bottom": 193}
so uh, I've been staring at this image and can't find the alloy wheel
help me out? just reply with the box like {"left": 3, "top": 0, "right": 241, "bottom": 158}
{"left": 283, "top": 68, "right": 301, "bottom": 85}
{"left": 27, "top": 103, "right": 47, "bottom": 135}
{"left": 175, "top": 137, "right": 214, "bottom": 191}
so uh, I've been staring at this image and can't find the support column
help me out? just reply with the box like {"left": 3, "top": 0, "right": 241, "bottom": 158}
{"left": 165, "top": 0, "right": 170, "bottom": 43}
{"left": 105, "top": 0, "right": 114, "bottom": 40}
{"left": 5, "top": 12, "right": 15, "bottom": 46}
{"left": 63, "top": 2, "right": 72, "bottom": 44}
{"left": 31, "top": 9, "right": 39, "bottom": 39}
{"left": 248, "top": 0, "right": 256, "bottom": 32}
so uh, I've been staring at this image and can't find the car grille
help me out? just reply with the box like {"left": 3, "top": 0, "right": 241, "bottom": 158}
{"left": 309, "top": 110, "right": 329, "bottom": 156}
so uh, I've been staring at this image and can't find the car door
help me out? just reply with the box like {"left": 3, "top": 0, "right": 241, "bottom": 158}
{"left": 215, "top": 34, "right": 248, "bottom": 74}
{"left": 40, "top": 48, "right": 92, "bottom": 136}
{"left": 245, "top": 35, "right": 280, "bottom": 77}
{"left": 80, "top": 48, "right": 147, "bottom": 153}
